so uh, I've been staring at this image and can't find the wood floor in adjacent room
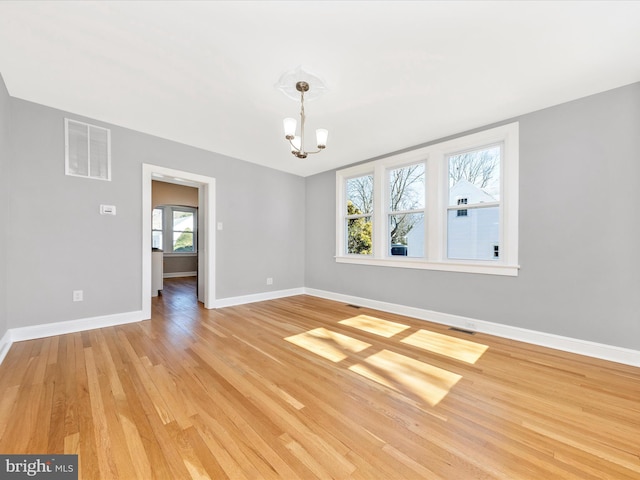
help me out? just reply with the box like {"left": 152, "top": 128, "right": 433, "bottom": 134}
{"left": 0, "top": 277, "right": 639, "bottom": 479}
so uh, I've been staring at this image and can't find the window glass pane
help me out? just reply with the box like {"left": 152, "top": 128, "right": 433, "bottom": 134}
{"left": 173, "top": 232, "right": 194, "bottom": 252}
{"left": 152, "top": 231, "right": 163, "bottom": 249}
{"left": 447, "top": 206, "right": 499, "bottom": 260}
{"left": 346, "top": 175, "right": 374, "bottom": 215}
{"left": 389, "top": 213, "right": 424, "bottom": 257}
{"left": 173, "top": 211, "right": 194, "bottom": 231}
{"left": 152, "top": 208, "right": 163, "bottom": 230}
{"left": 347, "top": 216, "right": 372, "bottom": 254}
{"left": 389, "top": 163, "right": 425, "bottom": 211}
{"left": 448, "top": 145, "right": 500, "bottom": 206}
{"left": 172, "top": 211, "right": 194, "bottom": 252}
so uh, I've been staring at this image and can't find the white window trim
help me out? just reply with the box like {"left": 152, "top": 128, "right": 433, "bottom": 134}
{"left": 335, "top": 122, "right": 519, "bottom": 276}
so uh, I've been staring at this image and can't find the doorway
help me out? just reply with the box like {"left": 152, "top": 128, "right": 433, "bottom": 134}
{"left": 142, "top": 164, "right": 216, "bottom": 319}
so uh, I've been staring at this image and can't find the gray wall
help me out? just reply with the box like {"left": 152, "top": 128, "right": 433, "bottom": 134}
{"left": 306, "top": 82, "right": 640, "bottom": 351}
{"left": 0, "top": 74, "right": 9, "bottom": 340}
{"left": 6, "top": 96, "right": 305, "bottom": 329}
{"left": 4, "top": 71, "right": 638, "bottom": 352}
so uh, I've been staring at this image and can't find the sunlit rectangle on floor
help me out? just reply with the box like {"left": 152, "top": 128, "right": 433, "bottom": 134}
{"left": 339, "top": 315, "right": 410, "bottom": 338}
{"left": 401, "top": 329, "right": 488, "bottom": 364}
{"left": 285, "top": 328, "right": 371, "bottom": 362}
{"left": 349, "top": 349, "right": 461, "bottom": 406}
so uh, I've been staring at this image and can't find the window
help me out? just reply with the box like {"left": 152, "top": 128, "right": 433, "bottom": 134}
{"left": 65, "top": 118, "right": 111, "bottom": 180}
{"left": 456, "top": 198, "right": 468, "bottom": 217}
{"left": 172, "top": 209, "right": 195, "bottom": 252}
{"left": 388, "top": 163, "right": 425, "bottom": 257}
{"left": 152, "top": 206, "right": 197, "bottom": 254}
{"left": 152, "top": 208, "right": 163, "bottom": 249}
{"left": 344, "top": 174, "right": 374, "bottom": 255}
{"left": 447, "top": 146, "right": 500, "bottom": 261}
{"left": 336, "top": 122, "right": 519, "bottom": 276}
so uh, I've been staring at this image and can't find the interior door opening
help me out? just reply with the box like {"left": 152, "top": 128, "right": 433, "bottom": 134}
{"left": 142, "top": 164, "right": 216, "bottom": 318}
{"left": 151, "top": 194, "right": 200, "bottom": 301}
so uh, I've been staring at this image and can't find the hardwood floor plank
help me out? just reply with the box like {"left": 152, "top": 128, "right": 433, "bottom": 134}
{"left": 1, "top": 277, "right": 639, "bottom": 479}
{"left": 84, "top": 346, "right": 119, "bottom": 480}
{"left": 116, "top": 369, "right": 173, "bottom": 479}
{"left": 0, "top": 384, "right": 19, "bottom": 441}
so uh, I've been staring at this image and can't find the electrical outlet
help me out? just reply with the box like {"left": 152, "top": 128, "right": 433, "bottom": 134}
{"left": 73, "top": 290, "right": 83, "bottom": 302}
{"left": 266, "top": 278, "right": 273, "bottom": 285}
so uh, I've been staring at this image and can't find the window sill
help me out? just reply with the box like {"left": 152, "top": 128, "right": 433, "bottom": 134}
{"left": 335, "top": 255, "right": 519, "bottom": 276}
{"left": 163, "top": 252, "right": 198, "bottom": 257}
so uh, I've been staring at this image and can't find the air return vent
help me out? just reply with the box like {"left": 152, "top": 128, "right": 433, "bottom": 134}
{"left": 65, "top": 118, "right": 111, "bottom": 181}
{"left": 449, "top": 327, "right": 476, "bottom": 335}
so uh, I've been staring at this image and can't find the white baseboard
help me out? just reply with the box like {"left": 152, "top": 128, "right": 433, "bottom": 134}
{"left": 213, "top": 287, "right": 305, "bottom": 309}
{"left": 304, "top": 288, "right": 640, "bottom": 368}
{"left": 1, "top": 289, "right": 638, "bottom": 369}
{"left": 163, "top": 271, "right": 197, "bottom": 278}
{"left": 0, "top": 329, "right": 11, "bottom": 365}
{"left": 0, "top": 310, "right": 147, "bottom": 365}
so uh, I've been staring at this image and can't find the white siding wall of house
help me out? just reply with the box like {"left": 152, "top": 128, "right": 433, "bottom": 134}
{"left": 447, "top": 180, "right": 499, "bottom": 261}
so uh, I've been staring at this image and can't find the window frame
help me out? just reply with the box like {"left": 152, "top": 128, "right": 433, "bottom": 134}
{"left": 335, "top": 122, "right": 519, "bottom": 276}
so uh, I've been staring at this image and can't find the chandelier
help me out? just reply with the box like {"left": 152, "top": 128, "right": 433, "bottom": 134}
{"left": 282, "top": 80, "right": 328, "bottom": 159}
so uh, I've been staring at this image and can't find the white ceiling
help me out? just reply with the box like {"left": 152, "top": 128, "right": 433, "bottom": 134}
{"left": 1, "top": 1, "right": 639, "bottom": 177}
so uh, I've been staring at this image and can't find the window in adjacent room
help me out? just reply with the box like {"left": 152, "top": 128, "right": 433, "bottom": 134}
{"left": 152, "top": 208, "right": 163, "bottom": 249}
{"left": 172, "top": 208, "right": 196, "bottom": 253}
{"left": 65, "top": 118, "right": 111, "bottom": 180}
{"left": 153, "top": 205, "right": 197, "bottom": 254}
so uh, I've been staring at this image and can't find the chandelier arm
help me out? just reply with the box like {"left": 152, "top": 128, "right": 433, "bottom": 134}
{"left": 285, "top": 139, "right": 324, "bottom": 156}
{"left": 286, "top": 138, "right": 300, "bottom": 151}
{"left": 285, "top": 138, "right": 308, "bottom": 158}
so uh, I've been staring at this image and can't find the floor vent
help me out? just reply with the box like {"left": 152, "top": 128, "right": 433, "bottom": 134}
{"left": 346, "top": 304, "right": 361, "bottom": 309}
{"left": 449, "top": 327, "right": 476, "bottom": 335}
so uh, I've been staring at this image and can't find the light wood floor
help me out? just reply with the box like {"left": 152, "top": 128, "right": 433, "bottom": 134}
{"left": 1, "top": 277, "right": 639, "bottom": 479}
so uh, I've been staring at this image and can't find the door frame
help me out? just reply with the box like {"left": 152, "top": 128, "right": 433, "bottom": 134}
{"left": 142, "top": 164, "right": 216, "bottom": 317}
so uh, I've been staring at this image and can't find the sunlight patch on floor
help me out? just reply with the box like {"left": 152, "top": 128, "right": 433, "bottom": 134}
{"left": 401, "top": 329, "right": 488, "bottom": 364}
{"left": 285, "top": 328, "right": 372, "bottom": 362}
{"left": 339, "top": 315, "right": 410, "bottom": 338}
{"left": 349, "top": 349, "right": 462, "bottom": 406}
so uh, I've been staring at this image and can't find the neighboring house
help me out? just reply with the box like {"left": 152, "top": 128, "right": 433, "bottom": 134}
{"left": 447, "top": 179, "right": 499, "bottom": 261}
{"left": 404, "top": 180, "right": 499, "bottom": 260}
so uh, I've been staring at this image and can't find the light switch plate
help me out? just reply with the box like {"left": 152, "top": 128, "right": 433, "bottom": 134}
{"left": 100, "top": 204, "right": 116, "bottom": 215}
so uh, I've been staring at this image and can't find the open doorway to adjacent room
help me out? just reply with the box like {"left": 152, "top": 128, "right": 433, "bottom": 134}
{"left": 142, "top": 164, "right": 216, "bottom": 319}
{"left": 151, "top": 180, "right": 199, "bottom": 303}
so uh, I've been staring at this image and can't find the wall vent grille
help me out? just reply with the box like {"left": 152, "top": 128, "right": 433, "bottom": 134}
{"left": 65, "top": 118, "right": 111, "bottom": 181}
